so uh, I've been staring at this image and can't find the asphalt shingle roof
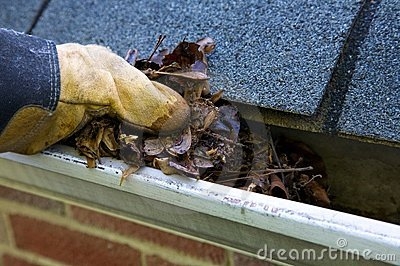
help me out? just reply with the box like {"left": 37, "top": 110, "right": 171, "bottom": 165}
{"left": 0, "top": 0, "right": 42, "bottom": 32}
{"left": 31, "top": 0, "right": 361, "bottom": 116}
{"left": 0, "top": 0, "right": 399, "bottom": 146}
{"left": 338, "top": 0, "right": 400, "bottom": 142}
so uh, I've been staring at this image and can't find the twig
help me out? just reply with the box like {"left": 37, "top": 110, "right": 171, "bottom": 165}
{"left": 267, "top": 131, "right": 285, "bottom": 183}
{"left": 147, "top": 35, "right": 166, "bottom": 62}
{"left": 300, "top": 174, "right": 322, "bottom": 187}
{"left": 202, "top": 173, "right": 213, "bottom": 182}
{"left": 266, "top": 166, "right": 313, "bottom": 174}
{"left": 211, "top": 166, "right": 313, "bottom": 176}
{"left": 216, "top": 176, "right": 252, "bottom": 184}
{"left": 215, "top": 166, "right": 313, "bottom": 184}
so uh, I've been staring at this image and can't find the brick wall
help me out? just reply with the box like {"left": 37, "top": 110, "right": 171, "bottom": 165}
{"left": 0, "top": 185, "right": 274, "bottom": 266}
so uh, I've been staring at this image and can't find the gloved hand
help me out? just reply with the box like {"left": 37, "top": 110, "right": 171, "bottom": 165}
{"left": 0, "top": 44, "right": 190, "bottom": 154}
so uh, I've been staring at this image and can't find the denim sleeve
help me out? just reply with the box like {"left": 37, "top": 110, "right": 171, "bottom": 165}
{"left": 0, "top": 28, "right": 60, "bottom": 133}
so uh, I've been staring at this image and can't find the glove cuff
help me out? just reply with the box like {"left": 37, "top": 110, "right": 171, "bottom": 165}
{"left": 0, "top": 29, "right": 60, "bottom": 134}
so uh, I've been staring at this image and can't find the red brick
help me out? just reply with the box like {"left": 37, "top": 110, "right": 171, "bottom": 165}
{"left": 9, "top": 214, "right": 141, "bottom": 266}
{"left": 0, "top": 185, "right": 65, "bottom": 215}
{"left": 2, "top": 254, "right": 40, "bottom": 266}
{"left": 145, "top": 255, "right": 182, "bottom": 266}
{"left": 233, "top": 253, "right": 276, "bottom": 266}
{"left": 70, "top": 205, "right": 226, "bottom": 264}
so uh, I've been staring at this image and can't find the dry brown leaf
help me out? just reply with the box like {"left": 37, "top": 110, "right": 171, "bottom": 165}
{"left": 168, "top": 159, "right": 199, "bottom": 177}
{"left": 193, "top": 156, "right": 214, "bottom": 168}
{"left": 268, "top": 174, "right": 289, "bottom": 199}
{"left": 118, "top": 123, "right": 143, "bottom": 168}
{"left": 75, "top": 118, "right": 118, "bottom": 168}
{"left": 70, "top": 36, "right": 331, "bottom": 209}
{"left": 196, "top": 37, "right": 216, "bottom": 54}
{"left": 209, "top": 105, "right": 240, "bottom": 142}
{"left": 167, "top": 127, "right": 192, "bottom": 155}
{"left": 153, "top": 157, "right": 180, "bottom": 175}
{"left": 143, "top": 137, "right": 164, "bottom": 156}
{"left": 155, "top": 71, "right": 209, "bottom": 80}
{"left": 162, "top": 40, "right": 203, "bottom": 70}
{"left": 298, "top": 174, "right": 330, "bottom": 207}
{"left": 190, "top": 99, "right": 218, "bottom": 131}
{"left": 120, "top": 164, "right": 140, "bottom": 185}
{"left": 124, "top": 48, "right": 138, "bottom": 65}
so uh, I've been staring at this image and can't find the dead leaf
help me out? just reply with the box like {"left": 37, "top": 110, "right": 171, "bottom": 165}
{"left": 193, "top": 155, "right": 214, "bottom": 168}
{"left": 167, "top": 127, "right": 192, "bottom": 155}
{"left": 190, "top": 99, "right": 218, "bottom": 131}
{"left": 196, "top": 37, "right": 216, "bottom": 54}
{"left": 268, "top": 174, "right": 289, "bottom": 199}
{"left": 162, "top": 40, "right": 203, "bottom": 71}
{"left": 70, "top": 36, "right": 332, "bottom": 210}
{"left": 124, "top": 48, "right": 138, "bottom": 66}
{"left": 100, "top": 127, "right": 119, "bottom": 156}
{"left": 118, "top": 122, "right": 143, "bottom": 168}
{"left": 120, "top": 164, "right": 140, "bottom": 185}
{"left": 209, "top": 105, "right": 240, "bottom": 142}
{"left": 297, "top": 174, "right": 330, "bottom": 207}
{"left": 168, "top": 159, "right": 200, "bottom": 177}
{"left": 209, "top": 90, "right": 224, "bottom": 103}
{"left": 143, "top": 137, "right": 164, "bottom": 156}
{"left": 155, "top": 71, "right": 209, "bottom": 81}
{"left": 75, "top": 117, "right": 118, "bottom": 168}
{"left": 153, "top": 157, "right": 180, "bottom": 175}
{"left": 86, "top": 157, "right": 97, "bottom": 169}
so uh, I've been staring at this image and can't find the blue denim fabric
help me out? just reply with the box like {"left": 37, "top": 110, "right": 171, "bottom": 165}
{"left": 0, "top": 28, "right": 60, "bottom": 133}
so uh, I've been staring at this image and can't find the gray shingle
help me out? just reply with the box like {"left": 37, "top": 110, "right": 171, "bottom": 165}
{"left": 0, "top": 0, "right": 43, "bottom": 32}
{"left": 338, "top": 0, "right": 400, "bottom": 142}
{"left": 33, "top": 0, "right": 361, "bottom": 115}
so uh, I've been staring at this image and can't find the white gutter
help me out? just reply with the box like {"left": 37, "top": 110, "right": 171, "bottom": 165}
{"left": 0, "top": 145, "right": 399, "bottom": 265}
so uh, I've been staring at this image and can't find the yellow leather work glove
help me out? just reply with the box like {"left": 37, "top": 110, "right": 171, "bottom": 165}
{"left": 0, "top": 44, "right": 190, "bottom": 154}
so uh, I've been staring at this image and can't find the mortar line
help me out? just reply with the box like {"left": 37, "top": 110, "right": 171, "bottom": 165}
{"left": 318, "top": 0, "right": 382, "bottom": 134}
{"left": 25, "top": 0, "right": 51, "bottom": 34}
{"left": 1, "top": 212, "right": 15, "bottom": 249}
{"left": 0, "top": 199, "right": 218, "bottom": 266}
{"left": 0, "top": 243, "right": 68, "bottom": 266}
{"left": 0, "top": 178, "right": 247, "bottom": 255}
{"left": 140, "top": 251, "right": 147, "bottom": 266}
{"left": 226, "top": 249, "right": 234, "bottom": 266}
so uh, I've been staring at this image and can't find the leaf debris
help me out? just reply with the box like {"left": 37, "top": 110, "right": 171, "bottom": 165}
{"left": 67, "top": 36, "right": 330, "bottom": 208}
